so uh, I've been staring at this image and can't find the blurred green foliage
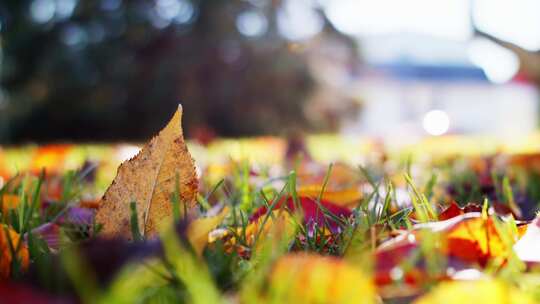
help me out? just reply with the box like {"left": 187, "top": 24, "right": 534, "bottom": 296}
{"left": 0, "top": 0, "right": 324, "bottom": 143}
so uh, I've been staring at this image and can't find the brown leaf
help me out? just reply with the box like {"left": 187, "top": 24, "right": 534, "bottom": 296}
{"left": 95, "top": 105, "right": 198, "bottom": 239}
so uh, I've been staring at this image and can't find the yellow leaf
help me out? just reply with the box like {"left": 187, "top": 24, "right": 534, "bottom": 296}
{"left": 96, "top": 105, "right": 198, "bottom": 238}
{"left": 297, "top": 185, "right": 362, "bottom": 206}
{"left": 208, "top": 209, "right": 295, "bottom": 257}
{"left": 413, "top": 279, "right": 535, "bottom": 304}
{"left": 269, "top": 253, "right": 376, "bottom": 304}
{"left": 187, "top": 207, "right": 229, "bottom": 256}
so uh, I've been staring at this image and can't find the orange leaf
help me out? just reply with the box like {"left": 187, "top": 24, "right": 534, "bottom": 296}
{"left": 30, "top": 144, "right": 71, "bottom": 173}
{"left": 375, "top": 213, "right": 520, "bottom": 287}
{"left": 297, "top": 185, "right": 362, "bottom": 207}
{"left": 445, "top": 216, "right": 506, "bottom": 265}
{"left": 0, "top": 225, "right": 29, "bottom": 279}
{"left": 297, "top": 162, "right": 360, "bottom": 188}
{"left": 0, "top": 195, "right": 21, "bottom": 215}
{"left": 95, "top": 105, "right": 198, "bottom": 239}
{"left": 79, "top": 199, "right": 100, "bottom": 209}
{"left": 0, "top": 152, "right": 8, "bottom": 181}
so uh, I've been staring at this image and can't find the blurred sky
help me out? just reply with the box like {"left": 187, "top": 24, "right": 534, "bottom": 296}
{"left": 324, "top": 0, "right": 540, "bottom": 48}
{"left": 325, "top": 0, "right": 539, "bottom": 83}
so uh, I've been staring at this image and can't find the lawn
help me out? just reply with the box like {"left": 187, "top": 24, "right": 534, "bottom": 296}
{"left": 1, "top": 112, "right": 540, "bottom": 303}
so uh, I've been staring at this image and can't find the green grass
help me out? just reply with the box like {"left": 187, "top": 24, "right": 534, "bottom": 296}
{"left": 2, "top": 151, "right": 540, "bottom": 303}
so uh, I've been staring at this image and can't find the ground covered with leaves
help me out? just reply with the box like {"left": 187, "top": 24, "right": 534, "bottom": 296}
{"left": 2, "top": 113, "right": 540, "bottom": 303}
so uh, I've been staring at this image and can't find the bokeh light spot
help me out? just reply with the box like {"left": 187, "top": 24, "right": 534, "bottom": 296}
{"left": 236, "top": 10, "right": 268, "bottom": 37}
{"left": 30, "top": 0, "right": 56, "bottom": 24}
{"left": 60, "top": 24, "right": 88, "bottom": 48}
{"left": 55, "top": 0, "right": 78, "bottom": 20}
{"left": 277, "top": 0, "right": 323, "bottom": 41}
{"left": 423, "top": 110, "right": 450, "bottom": 136}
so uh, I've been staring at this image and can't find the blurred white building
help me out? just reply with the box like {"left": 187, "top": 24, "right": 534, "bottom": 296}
{"left": 349, "top": 69, "right": 538, "bottom": 140}
{"left": 317, "top": 0, "right": 540, "bottom": 139}
{"left": 342, "top": 34, "right": 538, "bottom": 140}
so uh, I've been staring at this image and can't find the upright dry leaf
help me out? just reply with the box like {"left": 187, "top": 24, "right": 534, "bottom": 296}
{"left": 96, "top": 105, "right": 198, "bottom": 238}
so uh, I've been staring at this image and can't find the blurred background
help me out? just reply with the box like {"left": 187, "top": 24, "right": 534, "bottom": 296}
{"left": 0, "top": 0, "right": 539, "bottom": 144}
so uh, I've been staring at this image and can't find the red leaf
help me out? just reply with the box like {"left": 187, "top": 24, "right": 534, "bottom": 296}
{"left": 250, "top": 196, "right": 352, "bottom": 232}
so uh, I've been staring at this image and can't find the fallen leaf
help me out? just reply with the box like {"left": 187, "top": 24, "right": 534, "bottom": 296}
{"left": 187, "top": 206, "right": 229, "bottom": 255}
{"left": 79, "top": 199, "right": 100, "bottom": 209}
{"left": 438, "top": 202, "right": 464, "bottom": 220}
{"left": 250, "top": 196, "right": 352, "bottom": 233}
{"left": 245, "top": 209, "right": 294, "bottom": 247}
{"left": 375, "top": 238, "right": 423, "bottom": 286}
{"left": 1, "top": 174, "right": 39, "bottom": 201}
{"left": 405, "top": 213, "right": 511, "bottom": 265}
{"left": 0, "top": 225, "right": 29, "bottom": 279}
{"left": 30, "top": 144, "right": 71, "bottom": 173}
{"left": 297, "top": 185, "right": 362, "bottom": 207}
{"left": 413, "top": 279, "right": 535, "bottom": 304}
{"left": 444, "top": 216, "right": 506, "bottom": 265}
{"left": 375, "top": 213, "right": 523, "bottom": 287}
{"left": 0, "top": 153, "right": 8, "bottom": 181}
{"left": 269, "top": 253, "right": 376, "bottom": 304}
{"left": 96, "top": 105, "right": 198, "bottom": 238}
{"left": 209, "top": 209, "right": 294, "bottom": 258}
{"left": 29, "top": 223, "right": 61, "bottom": 251}
{"left": 0, "top": 282, "right": 74, "bottom": 304}
{"left": 297, "top": 162, "right": 360, "bottom": 188}
{"left": 1, "top": 194, "right": 21, "bottom": 214}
